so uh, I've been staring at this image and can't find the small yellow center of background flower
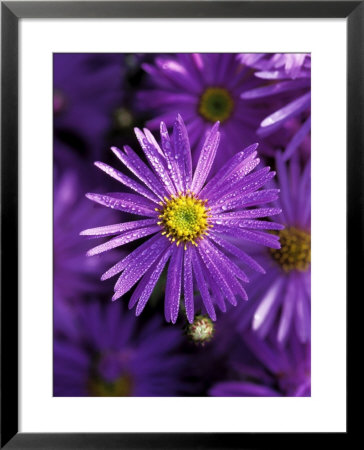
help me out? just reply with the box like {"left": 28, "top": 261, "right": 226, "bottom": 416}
{"left": 157, "top": 193, "right": 211, "bottom": 248}
{"left": 88, "top": 374, "right": 133, "bottom": 397}
{"left": 199, "top": 87, "right": 234, "bottom": 123}
{"left": 270, "top": 227, "right": 311, "bottom": 272}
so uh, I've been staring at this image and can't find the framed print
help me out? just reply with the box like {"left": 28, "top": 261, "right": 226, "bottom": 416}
{"left": 1, "top": 1, "right": 357, "bottom": 448}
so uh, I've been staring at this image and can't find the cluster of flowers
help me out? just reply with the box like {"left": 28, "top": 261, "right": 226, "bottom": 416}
{"left": 54, "top": 53, "right": 311, "bottom": 397}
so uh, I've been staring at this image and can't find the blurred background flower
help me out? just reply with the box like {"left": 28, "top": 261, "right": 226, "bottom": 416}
{"left": 239, "top": 53, "right": 311, "bottom": 161}
{"left": 53, "top": 52, "right": 311, "bottom": 397}
{"left": 232, "top": 153, "right": 311, "bottom": 345}
{"left": 54, "top": 301, "right": 188, "bottom": 396}
{"left": 54, "top": 53, "right": 124, "bottom": 160}
{"left": 138, "top": 53, "right": 276, "bottom": 170}
{"left": 53, "top": 166, "right": 121, "bottom": 303}
{"left": 209, "top": 328, "right": 310, "bottom": 397}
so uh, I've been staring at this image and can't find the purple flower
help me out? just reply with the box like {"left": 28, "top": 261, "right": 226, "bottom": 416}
{"left": 81, "top": 115, "right": 282, "bottom": 324}
{"left": 239, "top": 53, "right": 311, "bottom": 160}
{"left": 235, "top": 153, "right": 311, "bottom": 344}
{"left": 54, "top": 169, "right": 119, "bottom": 302}
{"left": 209, "top": 329, "right": 310, "bottom": 397}
{"left": 54, "top": 53, "right": 124, "bottom": 157}
{"left": 138, "top": 54, "right": 270, "bottom": 167}
{"left": 54, "top": 301, "right": 187, "bottom": 396}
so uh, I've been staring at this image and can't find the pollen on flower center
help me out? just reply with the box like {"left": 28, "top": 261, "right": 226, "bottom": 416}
{"left": 270, "top": 227, "right": 311, "bottom": 272}
{"left": 157, "top": 192, "right": 211, "bottom": 248}
{"left": 199, "top": 87, "right": 234, "bottom": 123}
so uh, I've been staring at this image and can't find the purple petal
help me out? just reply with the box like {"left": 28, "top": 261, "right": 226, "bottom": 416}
{"left": 295, "top": 275, "right": 310, "bottom": 342}
{"left": 86, "top": 226, "right": 160, "bottom": 256}
{"left": 134, "top": 247, "right": 173, "bottom": 316}
{"left": 211, "top": 168, "right": 275, "bottom": 204}
{"left": 259, "top": 92, "right": 311, "bottom": 131}
{"left": 80, "top": 218, "right": 156, "bottom": 238}
{"left": 160, "top": 121, "right": 183, "bottom": 192}
{"left": 101, "top": 234, "right": 164, "bottom": 280}
{"left": 252, "top": 277, "right": 284, "bottom": 332}
{"left": 94, "top": 161, "right": 159, "bottom": 203}
{"left": 201, "top": 144, "right": 259, "bottom": 198}
{"left": 134, "top": 128, "right": 176, "bottom": 195}
{"left": 204, "top": 238, "right": 249, "bottom": 283}
{"left": 191, "top": 122, "right": 220, "bottom": 194}
{"left": 241, "top": 78, "right": 309, "bottom": 100}
{"left": 197, "top": 242, "right": 237, "bottom": 306}
{"left": 142, "top": 127, "right": 165, "bottom": 158}
{"left": 283, "top": 116, "right": 311, "bottom": 161}
{"left": 112, "top": 236, "right": 169, "bottom": 300}
{"left": 174, "top": 115, "right": 192, "bottom": 189}
{"left": 211, "top": 217, "right": 284, "bottom": 231}
{"left": 165, "top": 246, "right": 183, "bottom": 323}
{"left": 209, "top": 233, "right": 266, "bottom": 274}
{"left": 85, "top": 192, "right": 157, "bottom": 217}
{"left": 212, "top": 224, "right": 280, "bottom": 249}
{"left": 277, "top": 273, "right": 296, "bottom": 344}
{"left": 210, "top": 189, "right": 280, "bottom": 213}
{"left": 191, "top": 249, "right": 216, "bottom": 320}
{"left": 183, "top": 246, "right": 194, "bottom": 323}
{"left": 209, "top": 381, "right": 280, "bottom": 397}
{"left": 212, "top": 207, "right": 282, "bottom": 221}
{"left": 202, "top": 266, "right": 226, "bottom": 312}
{"left": 276, "top": 153, "right": 294, "bottom": 224}
{"left": 111, "top": 146, "right": 167, "bottom": 200}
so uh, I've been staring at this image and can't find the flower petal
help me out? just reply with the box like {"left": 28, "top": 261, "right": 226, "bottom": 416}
{"left": 212, "top": 224, "right": 280, "bottom": 249}
{"left": 111, "top": 146, "right": 167, "bottom": 199}
{"left": 208, "top": 233, "right": 266, "bottom": 273}
{"left": 86, "top": 192, "right": 157, "bottom": 217}
{"left": 160, "top": 121, "right": 183, "bottom": 192}
{"left": 201, "top": 144, "right": 258, "bottom": 198}
{"left": 134, "top": 128, "right": 176, "bottom": 195}
{"left": 191, "top": 249, "right": 216, "bottom": 321}
{"left": 210, "top": 189, "right": 280, "bottom": 213}
{"left": 197, "top": 242, "right": 237, "bottom": 306}
{"left": 165, "top": 246, "right": 183, "bottom": 323}
{"left": 212, "top": 207, "right": 282, "bottom": 221}
{"left": 94, "top": 161, "right": 159, "bottom": 203}
{"left": 172, "top": 114, "right": 192, "bottom": 191}
{"left": 101, "top": 234, "right": 165, "bottom": 280}
{"left": 183, "top": 246, "right": 194, "bottom": 323}
{"left": 112, "top": 236, "right": 169, "bottom": 300}
{"left": 134, "top": 247, "right": 173, "bottom": 316}
{"left": 80, "top": 219, "right": 156, "bottom": 238}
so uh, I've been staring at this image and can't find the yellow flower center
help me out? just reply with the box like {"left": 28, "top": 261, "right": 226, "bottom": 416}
{"left": 157, "top": 192, "right": 211, "bottom": 248}
{"left": 270, "top": 227, "right": 311, "bottom": 272}
{"left": 88, "top": 374, "right": 133, "bottom": 397}
{"left": 199, "top": 87, "right": 234, "bottom": 123}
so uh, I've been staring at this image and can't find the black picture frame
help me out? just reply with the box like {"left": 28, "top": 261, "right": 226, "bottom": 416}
{"left": 1, "top": 1, "right": 357, "bottom": 448}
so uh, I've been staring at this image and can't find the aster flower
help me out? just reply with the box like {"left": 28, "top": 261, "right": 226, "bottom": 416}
{"left": 234, "top": 153, "right": 311, "bottom": 344}
{"left": 81, "top": 115, "right": 283, "bottom": 324}
{"left": 54, "top": 53, "right": 124, "bottom": 158}
{"left": 54, "top": 301, "right": 187, "bottom": 396}
{"left": 138, "top": 53, "right": 271, "bottom": 166}
{"left": 54, "top": 169, "right": 119, "bottom": 302}
{"left": 209, "top": 329, "right": 310, "bottom": 397}
{"left": 239, "top": 53, "right": 311, "bottom": 160}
